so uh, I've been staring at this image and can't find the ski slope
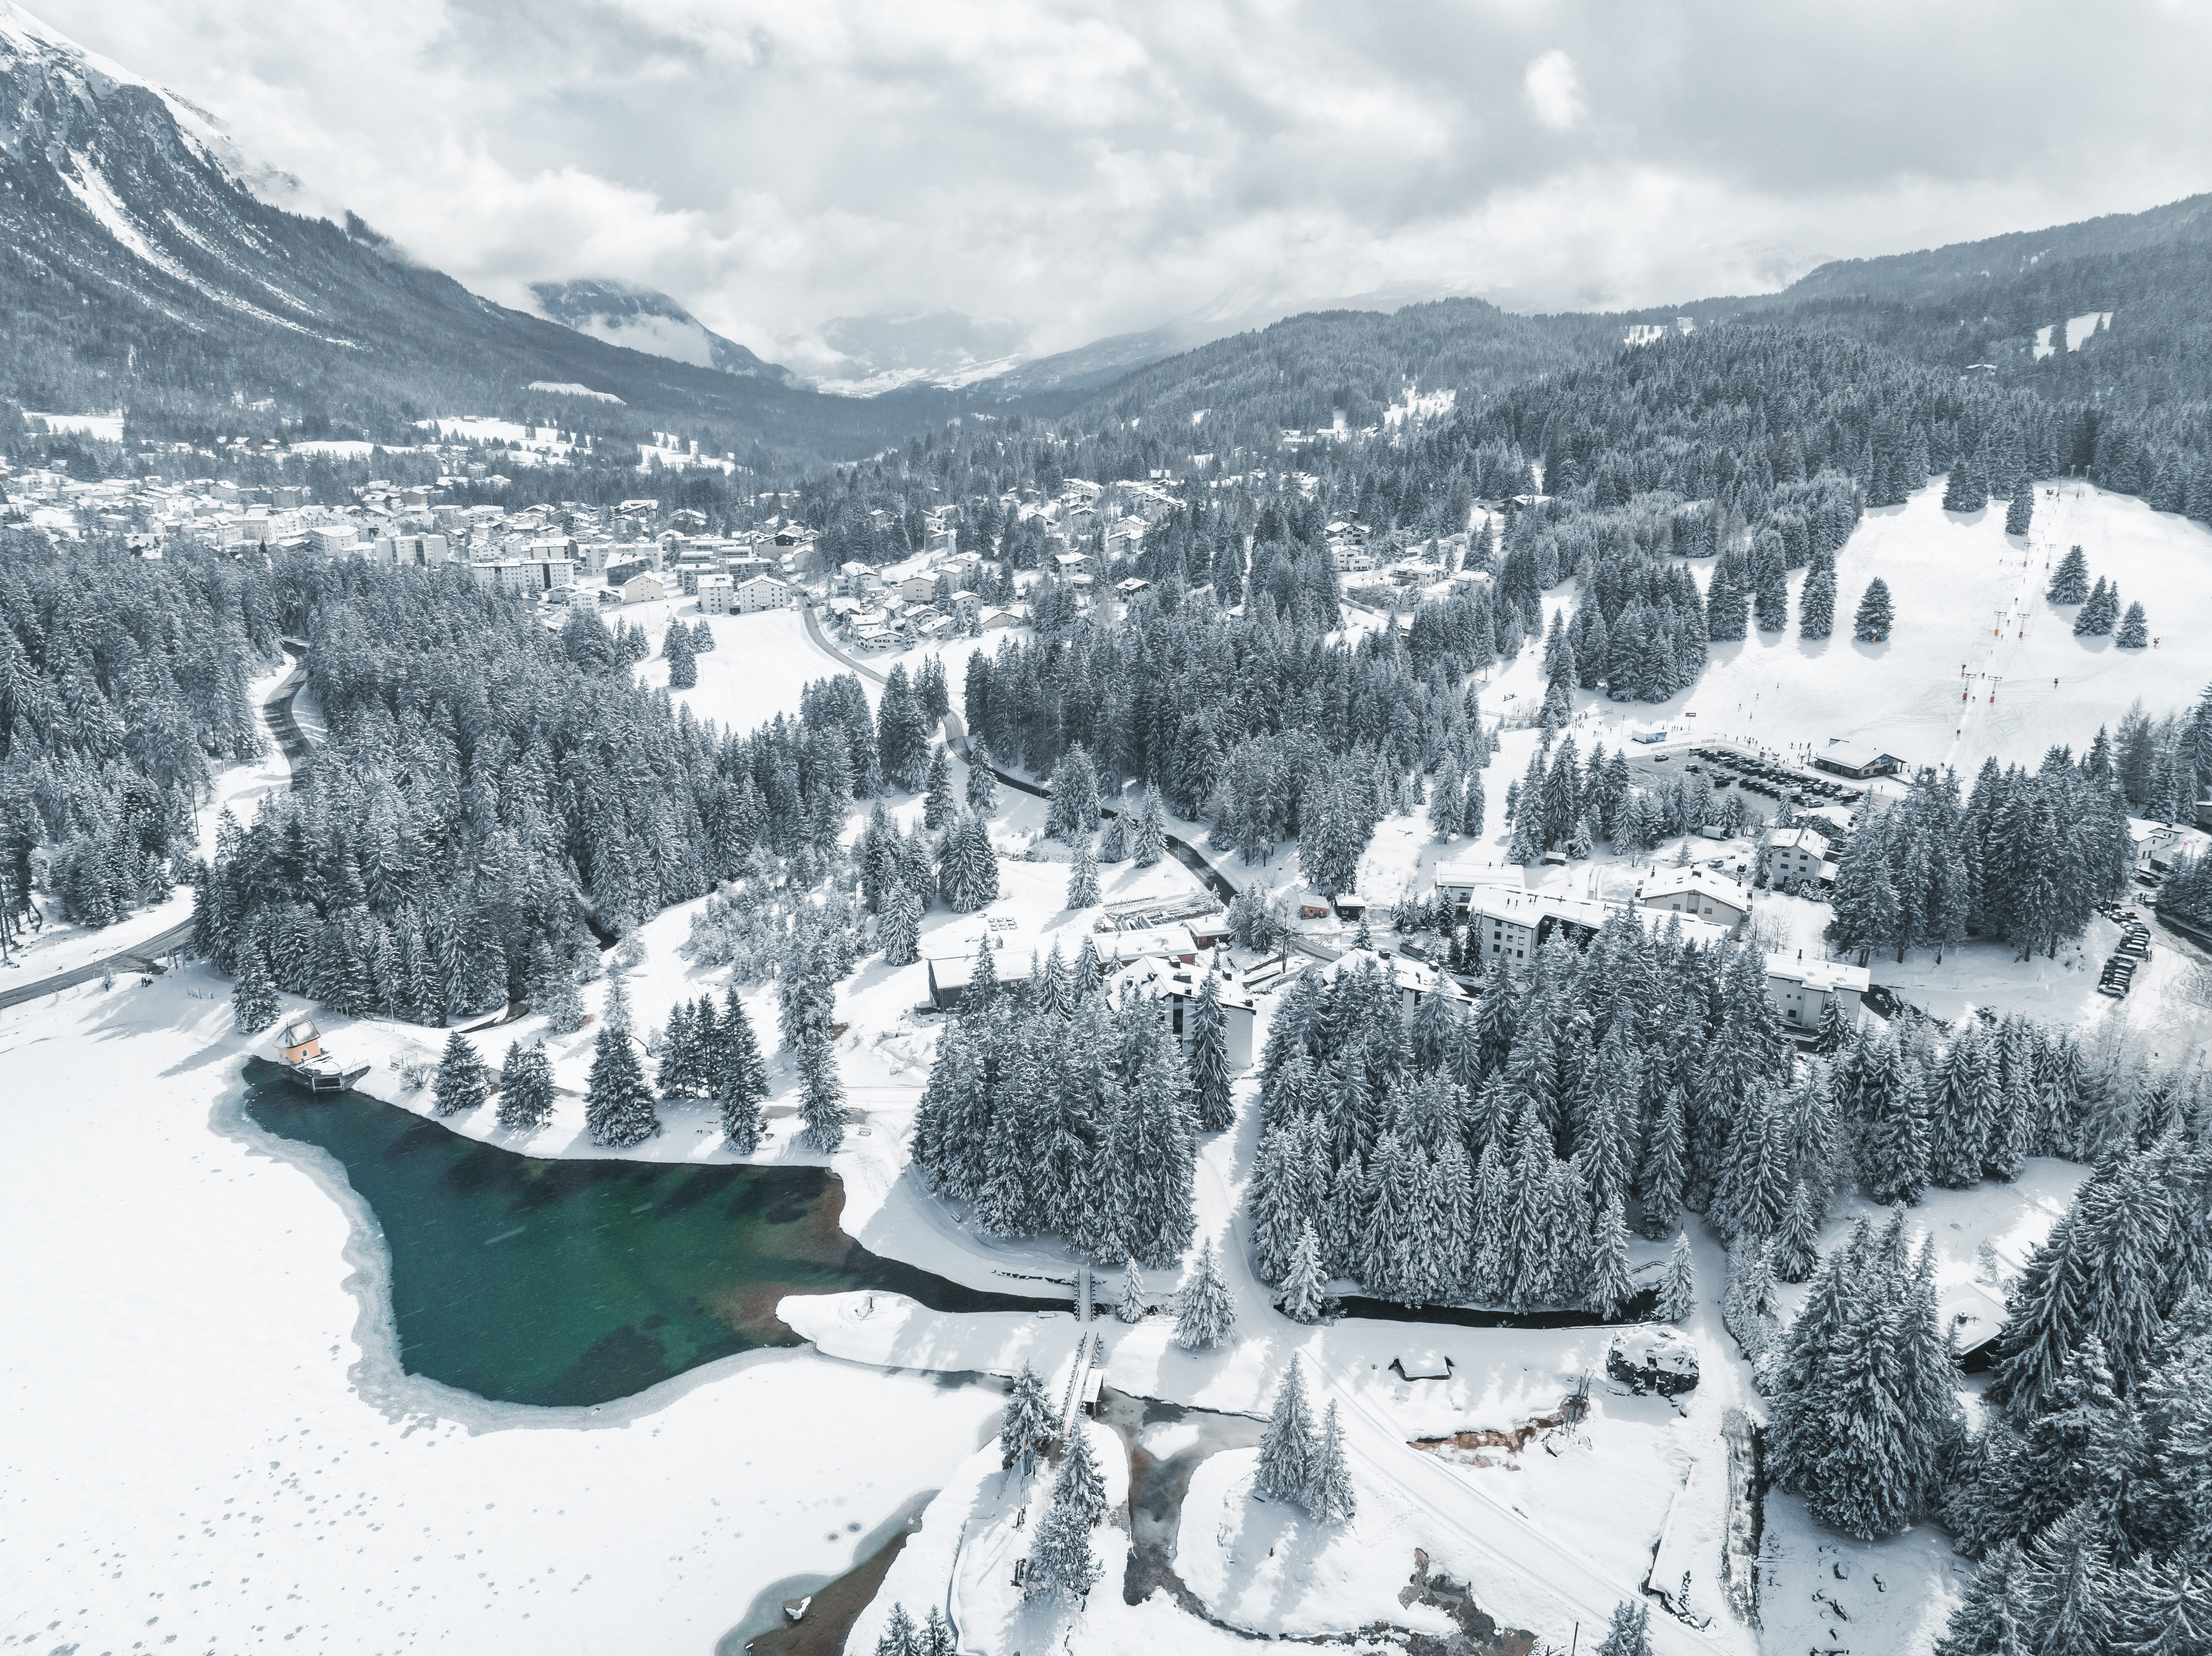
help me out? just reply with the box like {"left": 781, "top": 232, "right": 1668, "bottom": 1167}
{"left": 1554, "top": 480, "right": 2212, "bottom": 778}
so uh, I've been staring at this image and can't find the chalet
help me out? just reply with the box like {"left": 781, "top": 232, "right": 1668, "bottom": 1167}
{"left": 1106, "top": 956, "right": 1257, "bottom": 1070}
{"left": 1812, "top": 740, "right": 1904, "bottom": 781}
{"left": 1939, "top": 1281, "right": 2012, "bottom": 1371}
{"left": 1765, "top": 951, "right": 1869, "bottom": 1032}
{"left": 1053, "top": 551, "right": 1090, "bottom": 576}
{"left": 839, "top": 560, "right": 881, "bottom": 597}
{"left": 2129, "top": 818, "right": 2205, "bottom": 873}
{"left": 696, "top": 573, "right": 734, "bottom": 614}
{"left": 1103, "top": 926, "right": 1198, "bottom": 966}
{"left": 1116, "top": 577, "right": 1151, "bottom": 600}
{"left": 1763, "top": 825, "right": 1834, "bottom": 886}
{"left": 735, "top": 573, "right": 792, "bottom": 612}
{"left": 897, "top": 574, "right": 940, "bottom": 604}
{"left": 1636, "top": 867, "right": 1750, "bottom": 929}
{"left": 978, "top": 607, "right": 1021, "bottom": 630}
{"left": 621, "top": 573, "right": 665, "bottom": 604}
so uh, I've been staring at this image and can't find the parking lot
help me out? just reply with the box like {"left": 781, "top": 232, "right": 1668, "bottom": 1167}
{"left": 1617, "top": 737, "right": 1867, "bottom": 820}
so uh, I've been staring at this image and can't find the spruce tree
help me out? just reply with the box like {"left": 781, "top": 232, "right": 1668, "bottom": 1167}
{"left": 2047, "top": 546, "right": 2089, "bottom": 605}
{"left": 922, "top": 746, "right": 956, "bottom": 830}
{"left": 880, "top": 880, "right": 922, "bottom": 965}
{"left": 1055, "top": 1422, "right": 1110, "bottom": 1530}
{"left": 874, "top": 1605, "right": 916, "bottom": 1656}
{"left": 1133, "top": 787, "right": 1167, "bottom": 868}
{"left": 1026, "top": 1458, "right": 1102, "bottom": 1602}
{"left": 1593, "top": 1602, "right": 1654, "bottom": 1656}
{"left": 1045, "top": 744, "right": 1102, "bottom": 840}
{"left": 585, "top": 1021, "right": 661, "bottom": 1147}
{"left": 2116, "top": 602, "right": 2149, "bottom": 649}
{"left": 1280, "top": 1220, "right": 1327, "bottom": 1323}
{"left": 1588, "top": 1193, "right": 1635, "bottom": 1319}
{"left": 528, "top": 939, "right": 585, "bottom": 1034}
{"left": 2005, "top": 477, "right": 2034, "bottom": 536}
{"left": 1854, "top": 578, "right": 1895, "bottom": 643}
{"left": 663, "top": 620, "right": 697, "bottom": 690}
{"left": 1066, "top": 843, "right": 1101, "bottom": 909}
{"left": 711, "top": 989, "right": 769, "bottom": 1151}
{"left": 1188, "top": 969, "right": 1235, "bottom": 1132}
{"left": 432, "top": 1030, "right": 488, "bottom": 1116}
{"left": 797, "top": 1026, "right": 846, "bottom": 1152}
{"left": 1116, "top": 1258, "right": 1146, "bottom": 1323}
{"left": 1256, "top": 1359, "right": 1316, "bottom": 1505}
{"left": 1312, "top": 1401, "right": 1356, "bottom": 1522}
{"left": 999, "top": 1361, "right": 1055, "bottom": 1475}
{"left": 496, "top": 1038, "right": 555, "bottom": 1129}
{"left": 1096, "top": 805, "right": 1128, "bottom": 863}
{"left": 1175, "top": 1239, "right": 1236, "bottom": 1349}
{"left": 1799, "top": 560, "right": 1836, "bottom": 640}
{"left": 1656, "top": 1232, "right": 1697, "bottom": 1322}
{"left": 1943, "top": 457, "right": 1989, "bottom": 513}
{"left": 964, "top": 739, "right": 999, "bottom": 816}
{"left": 232, "top": 951, "right": 280, "bottom": 1033}
{"left": 1772, "top": 1180, "right": 1821, "bottom": 1282}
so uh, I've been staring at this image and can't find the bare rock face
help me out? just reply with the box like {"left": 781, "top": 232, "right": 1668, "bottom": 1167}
{"left": 1607, "top": 1326, "right": 1701, "bottom": 1397}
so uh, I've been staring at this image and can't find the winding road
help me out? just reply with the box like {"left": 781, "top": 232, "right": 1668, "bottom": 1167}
{"left": 0, "top": 641, "right": 317, "bottom": 1010}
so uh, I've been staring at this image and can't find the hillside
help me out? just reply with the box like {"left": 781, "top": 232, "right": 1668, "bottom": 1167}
{"left": 0, "top": 3, "right": 945, "bottom": 465}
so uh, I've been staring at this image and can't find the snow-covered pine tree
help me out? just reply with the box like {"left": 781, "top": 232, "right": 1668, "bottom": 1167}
{"left": 1798, "top": 554, "right": 1837, "bottom": 641}
{"left": 922, "top": 746, "right": 956, "bottom": 830}
{"left": 913, "top": 1607, "right": 953, "bottom": 1656}
{"left": 1943, "top": 457, "right": 1988, "bottom": 513}
{"left": 496, "top": 1039, "right": 554, "bottom": 1129}
{"left": 964, "top": 738, "right": 999, "bottom": 816}
{"left": 1065, "top": 842, "right": 1101, "bottom": 910}
{"left": 1025, "top": 1476, "right": 1101, "bottom": 1602}
{"left": 232, "top": 950, "right": 280, "bottom": 1032}
{"left": 1857, "top": 1030, "right": 1929, "bottom": 1205}
{"left": 1280, "top": 1220, "right": 1327, "bottom": 1323}
{"left": 1133, "top": 787, "right": 1167, "bottom": 868}
{"left": 1428, "top": 760, "right": 1464, "bottom": 838}
{"left": 1593, "top": 1601, "right": 1654, "bottom": 1656}
{"left": 1055, "top": 1423, "right": 1109, "bottom": 1529}
{"left": 528, "top": 937, "right": 586, "bottom": 1034}
{"left": 1771, "top": 1180, "right": 1821, "bottom": 1282}
{"left": 1636, "top": 1084, "right": 1687, "bottom": 1239}
{"left": 1175, "top": 1239, "right": 1236, "bottom": 1349}
{"left": 585, "top": 1020, "right": 661, "bottom": 1147}
{"left": 2004, "top": 477, "right": 2034, "bottom": 536}
{"left": 1312, "top": 1401, "right": 1356, "bottom": 1522}
{"left": 1587, "top": 1193, "right": 1635, "bottom": 1319}
{"left": 999, "top": 1361, "right": 1055, "bottom": 1475}
{"left": 1656, "top": 1232, "right": 1697, "bottom": 1321}
{"left": 1853, "top": 578, "right": 1895, "bottom": 643}
{"left": 2074, "top": 578, "right": 2118, "bottom": 637}
{"left": 2047, "top": 546, "right": 2089, "bottom": 605}
{"left": 1188, "top": 969, "right": 1234, "bottom": 1131}
{"left": 663, "top": 620, "right": 696, "bottom": 690}
{"left": 1096, "top": 805, "right": 1129, "bottom": 863}
{"left": 1045, "top": 744, "right": 1102, "bottom": 841}
{"left": 2116, "top": 601, "right": 2149, "bottom": 648}
{"left": 433, "top": 1030, "right": 488, "bottom": 1116}
{"left": 880, "top": 879, "right": 922, "bottom": 965}
{"left": 711, "top": 987, "right": 769, "bottom": 1151}
{"left": 1116, "top": 1259, "right": 1146, "bottom": 1323}
{"left": 1256, "top": 1359, "right": 1316, "bottom": 1505}
{"left": 797, "top": 1025, "right": 846, "bottom": 1152}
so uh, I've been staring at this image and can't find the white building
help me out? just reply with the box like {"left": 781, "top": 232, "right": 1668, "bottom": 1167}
{"left": 621, "top": 573, "right": 665, "bottom": 604}
{"left": 308, "top": 523, "right": 360, "bottom": 557}
{"left": 1636, "top": 867, "right": 1751, "bottom": 929}
{"left": 697, "top": 573, "right": 734, "bottom": 614}
{"left": 1106, "top": 956, "right": 1257, "bottom": 1071}
{"left": 470, "top": 557, "right": 572, "bottom": 594}
{"left": 1765, "top": 952, "right": 1869, "bottom": 1032}
{"left": 1764, "top": 825, "right": 1834, "bottom": 887}
{"left": 1463, "top": 887, "right": 1733, "bottom": 967}
{"left": 735, "top": 573, "right": 791, "bottom": 613}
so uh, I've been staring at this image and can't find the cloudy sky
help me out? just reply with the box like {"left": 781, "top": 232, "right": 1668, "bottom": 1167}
{"left": 38, "top": 0, "right": 2212, "bottom": 372}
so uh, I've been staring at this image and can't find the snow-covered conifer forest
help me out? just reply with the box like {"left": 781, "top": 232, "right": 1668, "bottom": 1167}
{"left": 12, "top": 9, "right": 2212, "bottom": 1646}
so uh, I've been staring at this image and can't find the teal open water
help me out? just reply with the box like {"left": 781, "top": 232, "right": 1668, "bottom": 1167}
{"left": 241, "top": 1058, "right": 1048, "bottom": 1406}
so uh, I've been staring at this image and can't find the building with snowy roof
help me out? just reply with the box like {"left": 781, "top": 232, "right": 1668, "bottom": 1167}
{"left": 1635, "top": 867, "right": 1751, "bottom": 930}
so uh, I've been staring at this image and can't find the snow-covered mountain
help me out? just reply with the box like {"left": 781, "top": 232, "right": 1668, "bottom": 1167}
{"left": 529, "top": 278, "right": 799, "bottom": 386}
{"left": 0, "top": 1, "right": 935, "bottom": 458}
{"left": 785, "top": 310, "right": 1033, "bottom": 397}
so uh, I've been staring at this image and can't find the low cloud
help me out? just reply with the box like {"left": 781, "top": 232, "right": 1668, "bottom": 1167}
{"left": 31, "top": 0, "right": 2212, "bottom": 353}
{"left": 1523, "top": 50, "right": 1584, "bottom": 133}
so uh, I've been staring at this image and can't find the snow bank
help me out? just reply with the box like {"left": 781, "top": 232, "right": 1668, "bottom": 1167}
{"left": 0, "top": 972, "right": 1002, "bottom": 1655}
